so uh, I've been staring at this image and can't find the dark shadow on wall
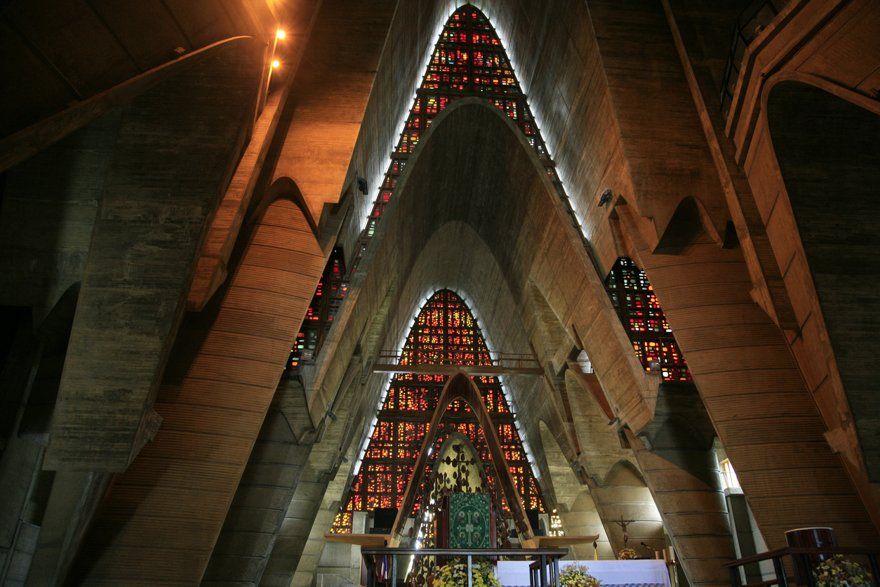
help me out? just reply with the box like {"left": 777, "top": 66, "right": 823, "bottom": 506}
{"left": 768, "top": 80, "right": 880, "bottom": 482}
{"left": 0, "top": 283, "right": 80, "bottom": 584}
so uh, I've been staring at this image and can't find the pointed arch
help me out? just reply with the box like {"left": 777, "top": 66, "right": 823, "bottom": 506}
{"left": 391, "top": 372, "right": 534, "bottom": 541}
{"left": 331, "top": 289, "right": 545, "bottom": 535}
{"left": 355, "top": 3, "right": 558, "bottom": 261}
{"left": 428, "top": 430, "right": 489, "bottom": 493}
{"left": 289, "top": 3, "right": 585, "bottom": 372}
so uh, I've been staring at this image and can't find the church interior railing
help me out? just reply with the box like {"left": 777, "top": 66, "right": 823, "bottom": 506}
{"left": 724, "top": 546, "right": 880, "bottom": 586}
{"left": 719, "top": 0, "right": 784, "bottom": 118}
{"left": 361, "top": 547, "right": 568, "bottom": 587}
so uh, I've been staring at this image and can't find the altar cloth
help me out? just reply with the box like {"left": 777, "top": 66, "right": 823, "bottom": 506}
{"left": 495, "top": 559, "right": 671, "bottom": 587}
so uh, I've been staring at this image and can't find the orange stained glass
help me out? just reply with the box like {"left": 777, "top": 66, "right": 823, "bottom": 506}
{"left": 330, "top": 289, "right": 544, "bottom": 534}
{"left": 288, "top": 246, "right": 347, "bottom": 372}
{"left": 605, "top": 257, "right": 691, "bottom": 383}
{"left": 353, "top": 5, "right": 557, "bottom": 270}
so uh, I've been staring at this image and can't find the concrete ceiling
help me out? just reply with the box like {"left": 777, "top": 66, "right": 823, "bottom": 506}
{"left": 0, "top": 0, "right": 280, "bottom": 137}
{"left": 308, "top": 97, "right": 656, "bottom": 456}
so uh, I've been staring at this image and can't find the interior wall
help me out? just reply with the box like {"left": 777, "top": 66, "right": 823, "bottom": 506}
{"left": 724, "top": 0, "right": 880, "bottom": 528}
{"left": 768, "top": 81, "right": 880, "bottom": 483}
{"left": 537, "top": 422, "right": 614, "bottom": 559}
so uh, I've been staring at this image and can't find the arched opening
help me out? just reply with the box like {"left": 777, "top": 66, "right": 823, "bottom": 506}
{"left": 289, "top": 3, "right": 576, "bottom": 378}
{"left": 768, "top": 80, "right": 880, "bottom": 481}
{"left": 331, "top": 290, "right": 544, "bottom": 537}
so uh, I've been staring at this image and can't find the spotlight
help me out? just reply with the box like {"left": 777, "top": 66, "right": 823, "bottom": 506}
{"left": 276, "top": 29, "right": 286, "bottom": 40}
{"left": 271, "top": 59, "right": 281, "bottom": 70}
{"left": 598, "top": 188, "right": 613, "bottom": 207}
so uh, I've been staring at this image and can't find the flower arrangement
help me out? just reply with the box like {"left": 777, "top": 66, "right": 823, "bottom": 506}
{"left": 813, "top": 555, "right": 873, "bottom": 586}
{"left": 617, "top": 547, "right": 638, "bottom": 560}
{"left": 560, "top": 563, "right": 601, "bottom": 587}
{"left": 432, "top": 559, "right": 501, "bottom": 587}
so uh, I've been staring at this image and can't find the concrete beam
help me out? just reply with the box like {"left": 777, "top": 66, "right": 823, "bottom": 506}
{"left": 44, "top": 39, "right": 263, "bottom": 471}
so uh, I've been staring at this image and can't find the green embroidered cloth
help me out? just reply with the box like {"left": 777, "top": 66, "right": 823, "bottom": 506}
{"left": 449, "top": 493, "right": 491, "bottom": 548}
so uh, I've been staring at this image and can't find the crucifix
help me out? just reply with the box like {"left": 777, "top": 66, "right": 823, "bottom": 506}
{"left": 614, "top": 519, "right": 635, "bottom": 546}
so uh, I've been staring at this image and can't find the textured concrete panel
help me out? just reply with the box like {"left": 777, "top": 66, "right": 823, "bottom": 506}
{"left": 46, "top": 40, "right": 263, "bottom": 471}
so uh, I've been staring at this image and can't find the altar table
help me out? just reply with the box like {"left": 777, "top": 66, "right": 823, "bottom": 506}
{"left": 495, "top": 559, "right": 671, "bottom": 587}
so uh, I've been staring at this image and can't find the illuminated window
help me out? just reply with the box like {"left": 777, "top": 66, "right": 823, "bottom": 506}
{"left": 349, "top": 5, "right": 558, "bottom": 274}
{"left": 330, "top": 290, "right": 544, "bottom": 534}
{"left": 548, "top": 508, "right": 564, "bottom": 537}
{"left": 604, "top": 257, "right": 691, "bottom": 382}
{"left": 288, "top": 247, "right": 347, "bottom": 373}
{"left": 719, "top": 458, "right": 741, "bottom": 491}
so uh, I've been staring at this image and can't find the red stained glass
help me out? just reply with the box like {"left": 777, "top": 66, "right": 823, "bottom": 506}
{"left": 330, "top": 290, "right": 544, "bottom": 534}
{"left": 288, "top": 247, "right": 347, "bottom": 372}
{"left": 605, "top": 258, "right": 691, "bottom": 383}
{"left": 348, "top": 5, "right": 558, "bottom": 275}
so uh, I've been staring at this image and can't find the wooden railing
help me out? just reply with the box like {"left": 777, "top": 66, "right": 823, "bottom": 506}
{"left": 361, "top": 547, "right": 568, "bottom": 587}
{"left": 372, "top": 351, "right": 543, "bottom": 375}
{"left": 725, "top": 546, "right": 880, "bottom": 586}
{"left": 719, "top": 0, "right": 784, "bottom": 117}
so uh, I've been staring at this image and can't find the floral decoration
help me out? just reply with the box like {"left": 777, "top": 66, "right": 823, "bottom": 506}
{"left": 560, "top": 563, "right": 602, "bottom": 587}
{"left": 813, "top": 555, "right": 872, "bottom": 587}
{"left": 432, "top": 559, "right": 501, "bottom": 587}
{"left": 617, "top": 548, "right": 638, "bottom": 560}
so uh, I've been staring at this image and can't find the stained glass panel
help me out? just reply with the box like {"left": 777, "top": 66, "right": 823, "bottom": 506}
{"left": 288, "top": 247, "right": 347, "bottom": 372}
{"left": 604, "top": 257, "right": 691, "bottom": 382}
{"left": 352, "top": 5, "right": 558, "bottom": 273}
{"left": 330, "top": 289, "right": 544, "bottom": 534}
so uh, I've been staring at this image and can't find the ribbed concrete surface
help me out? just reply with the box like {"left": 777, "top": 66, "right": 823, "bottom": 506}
{"left": 72, "top": 199, "right": 324, "bottom": 584}
{"left": 630, "top": 237, "right": 880, "bottom": 550}
{"left": 628, "top": 431, "right": 733, "bottom": 587}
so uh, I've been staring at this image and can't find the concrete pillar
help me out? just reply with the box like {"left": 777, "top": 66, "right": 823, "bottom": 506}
{"left": 626, "top": 383, "right": 735, "bottom": 587}
{"left": 44, "top": 39, "right": 263, "bottom": 472}
{"left": 26, "top": 471, "right": 110, "bottom": 586}
{"left": 202, "top": 379, "right": 315, "bottom": 586}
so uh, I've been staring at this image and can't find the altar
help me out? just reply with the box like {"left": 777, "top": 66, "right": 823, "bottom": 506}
{"left": 495, "top": 559, "right": 671, "bottom": 587}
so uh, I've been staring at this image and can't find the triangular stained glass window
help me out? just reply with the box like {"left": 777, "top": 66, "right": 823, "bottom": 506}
{"left": 353, "top": 4, "right": 557, "bottom": 269}
{"left": 330, "top": 290, "right": 545, "bottom": 534}
{"left": 604, "top": 257, "right": 692, "bottom": 382}
{"left": 289, "top": 4, "right": 563, "bottom": 373}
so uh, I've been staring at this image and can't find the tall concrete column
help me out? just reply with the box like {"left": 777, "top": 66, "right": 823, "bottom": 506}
{"left": 44, "top": 39, "right": 263, "bottom": 472}
{"left": 626, "top": 383, "right": 735, "bottom": 587}
{"left": 202, "top": 379, "right": 316, "bottom": 586}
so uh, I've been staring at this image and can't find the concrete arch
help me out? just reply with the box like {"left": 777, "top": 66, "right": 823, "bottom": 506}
{"left": 40, "top": 36, "right": 265, "bottom": 473}
{"left": 762, "top": 72, "right": 880, "bottom": 120}
{"left": 725, "top": 9, "right": 880, "bottom": 526}
{"left": 378, "top": 220, "right": 533, "bottom": 362}
{"left": 611, "top": 151, "right": 880, "bottom": 549}
{"left": 310, "top": 98, "right": 656, "bottom": 435}
{"left": 71, "top": 194, "right": 325, "bottom": 583}
{"left": 654, "top": 196, "right": 720, "bottom": 255}
{"left": 603, "top": 460, "right": 647, "bottom": 488}
{"left": 720, "top": 17, "right": 880, "bottom": 534}
{"left": 767, "top": 80, "right": 880, "bottom": 490}
{"left": 371, "top": 220, "right": 566, "bottom": 456}
{"left": 563, "top": 369, "right": 635, "bottom": 486}
{"left": 593, "top": 459, "right": 664, "bottom": 557}
{"left": 536, "top": 420, "right": 614, "bottom": 559}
